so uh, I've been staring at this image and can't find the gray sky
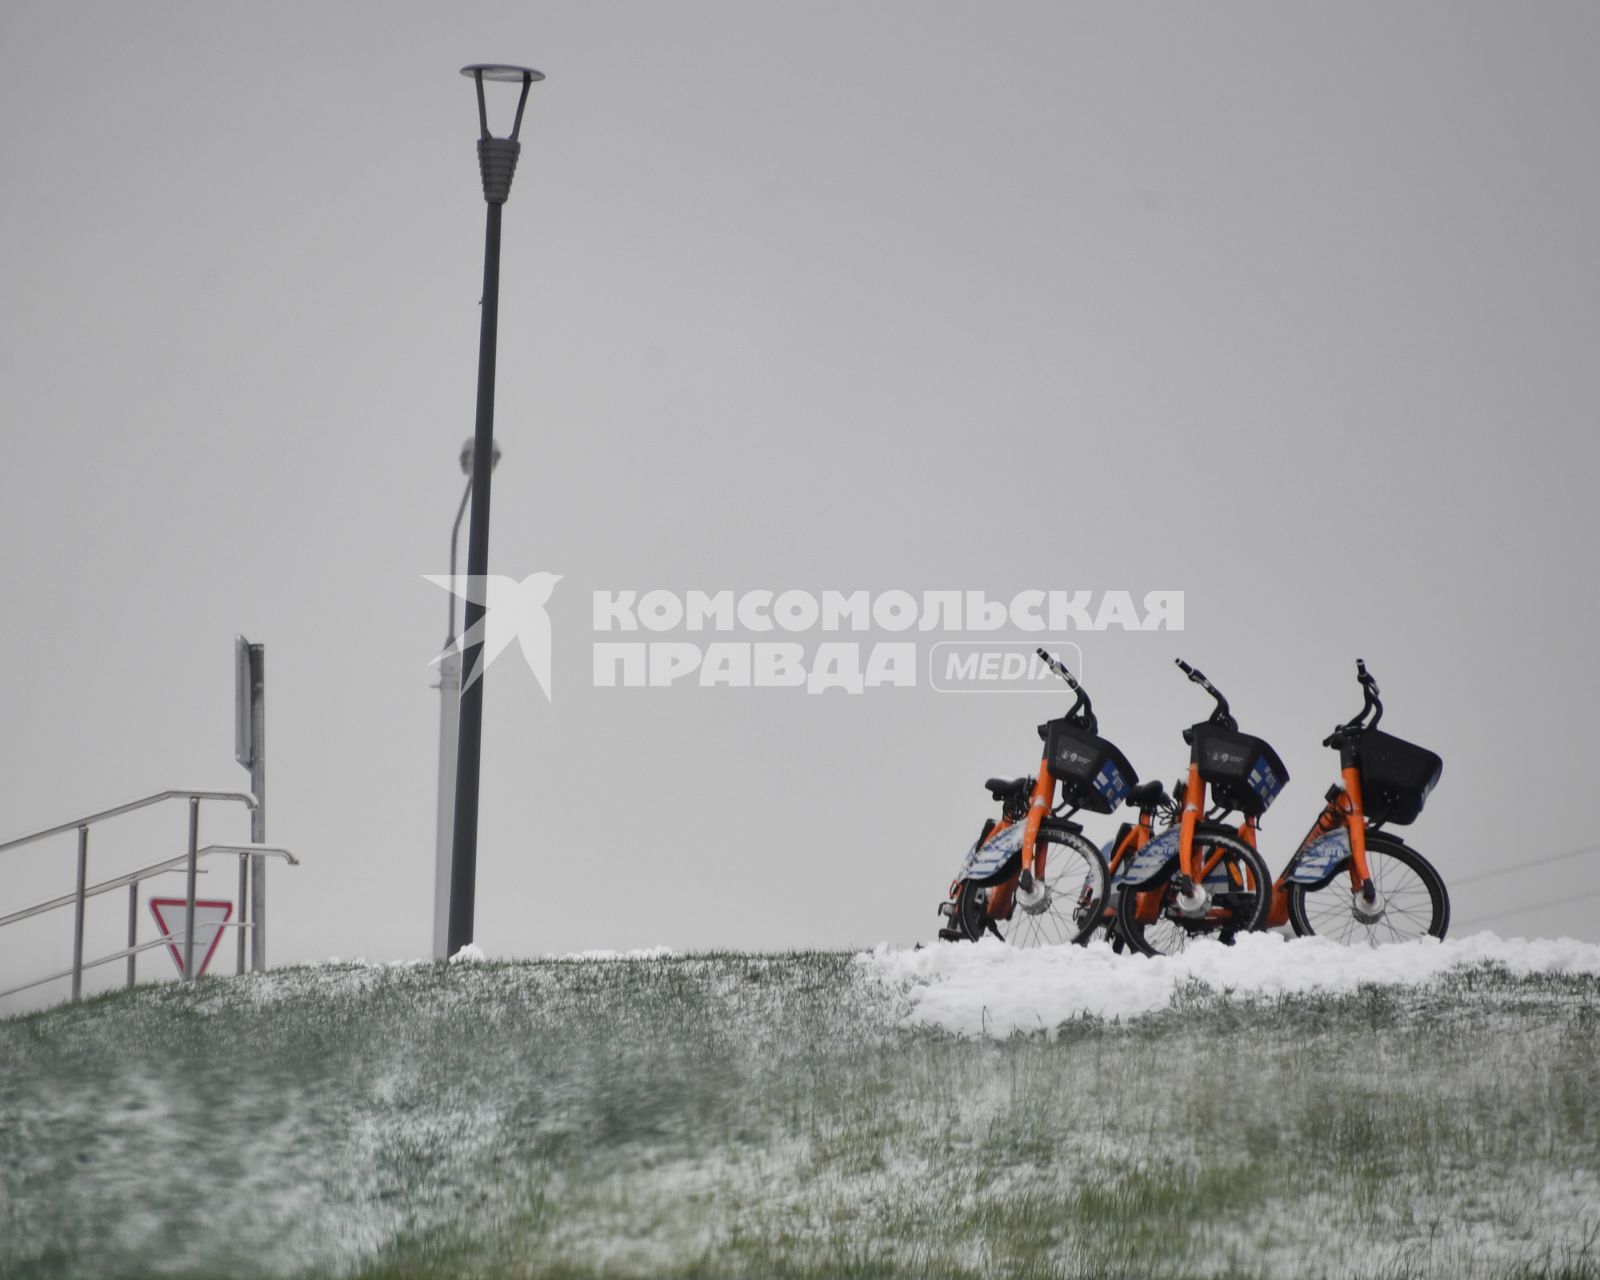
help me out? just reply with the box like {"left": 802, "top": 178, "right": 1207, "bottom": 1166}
{"left": 3, "top": 1, "right": 1598, "bottom": 1005}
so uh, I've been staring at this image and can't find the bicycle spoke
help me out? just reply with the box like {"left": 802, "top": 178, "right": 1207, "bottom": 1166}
{"left": 953, "top": 839, "right": 1107, "bottom": 950}
{"left": 1294, "top": 844, "right": 1444, "bottom": 946}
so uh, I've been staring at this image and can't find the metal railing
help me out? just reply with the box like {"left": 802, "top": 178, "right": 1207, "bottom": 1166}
{"left": 0, "top": 790, "right": 298, "bottom": 1003}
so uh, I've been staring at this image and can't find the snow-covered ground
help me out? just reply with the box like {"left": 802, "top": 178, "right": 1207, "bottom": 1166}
{"left": 862, "top": 930, "right": 1600, "bottom": 1036}
{"left": 3, "top": 943, "right": 1598, "bottom": 1279}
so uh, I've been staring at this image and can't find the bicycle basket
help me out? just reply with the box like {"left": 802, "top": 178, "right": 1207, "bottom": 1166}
{"left": 1356, "top": 728, "right": 1442, "bottom": 826}
{"left": 1192, "top": 724, "right": 1289, "bottom": 817}
{"left": 1044, "top": 719, "right": 1138, "bottom": 814}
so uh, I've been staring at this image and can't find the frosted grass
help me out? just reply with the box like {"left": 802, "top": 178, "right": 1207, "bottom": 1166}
{"left": 2, "top": 944, "right": 1598, "bottom": 1279}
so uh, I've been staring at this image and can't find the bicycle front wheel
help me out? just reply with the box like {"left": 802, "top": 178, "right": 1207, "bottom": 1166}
{"left": 997, "top": 830, "right": 1111, "bottom": 948}
{"left": 1117, "top": 831, "right": 1273, "bottom": 957}
{"left": 1285, "top": 832, "right": 1449, "bottom": 945}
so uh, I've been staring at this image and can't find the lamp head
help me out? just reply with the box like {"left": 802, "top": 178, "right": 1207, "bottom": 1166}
{"left": 460, "top": 64, "right": 543, "bottom": 205}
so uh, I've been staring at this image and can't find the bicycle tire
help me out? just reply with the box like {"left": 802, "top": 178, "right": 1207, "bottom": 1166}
{"left": 1284, "top": 831, "right": 1449, "bottom": 944}
{"left": 1116, "top": 830, "right": 1273, "bottom": 957}
{"left": 950, "top": 830, "right": 1110, "bottom": 947}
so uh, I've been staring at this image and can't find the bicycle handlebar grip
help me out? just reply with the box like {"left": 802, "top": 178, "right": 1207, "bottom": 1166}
{"left": 1037, "top": 647, "right": 1079, "bottom": 688}
{"left": 1176, "top": 658, "right": 1208, "bottom": 686}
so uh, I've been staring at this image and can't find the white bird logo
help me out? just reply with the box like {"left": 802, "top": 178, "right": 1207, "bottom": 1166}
{"left": 426, "top": 572, "right": 562, "bottom": 700}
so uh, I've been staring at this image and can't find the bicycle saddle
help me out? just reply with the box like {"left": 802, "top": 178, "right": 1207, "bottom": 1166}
{"left": 984, "top": 777, "right": 1033, "bottom": 803}
{"left": 1125, "top": 779, "right": 1172, "bottom": 811}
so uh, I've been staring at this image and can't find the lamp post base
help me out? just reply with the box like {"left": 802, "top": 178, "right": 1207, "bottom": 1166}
{"left": 433, "top": 649, "right": 462, "bottom": 961}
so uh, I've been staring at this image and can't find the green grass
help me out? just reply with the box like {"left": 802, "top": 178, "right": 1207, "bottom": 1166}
{"left": 2, "top": 954, "right": 1598, "bottom": 1279}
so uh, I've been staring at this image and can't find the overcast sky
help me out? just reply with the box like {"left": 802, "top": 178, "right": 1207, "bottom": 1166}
{"left": 3, "top": 1, "right": 1597, "bottom": 1007}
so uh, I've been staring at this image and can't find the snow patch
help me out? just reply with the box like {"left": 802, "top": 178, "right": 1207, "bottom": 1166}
{"left": 543, "top": 945, "right": 678, "bottom": 961}
{"left": 860, "top": 931, "right": 1600, "bottom": 1037}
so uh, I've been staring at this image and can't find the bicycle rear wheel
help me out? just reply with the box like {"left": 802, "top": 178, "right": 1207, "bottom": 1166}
{"left": 1116, "top": 831, "right": 1273, "bottom": 957}
{"left": 1285, "top": 832, "right": 1449, "bottom": 944}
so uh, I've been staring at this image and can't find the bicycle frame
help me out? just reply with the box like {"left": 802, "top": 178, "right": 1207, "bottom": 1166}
{"left": 1247, "top": 663, "right": 1393, "bottom": 921}
{"left": 1177, "top": 760, "right": 1208, "bottom": 888}
{"left": 1238, "top": 776, "right": 1374, "bottom": 926}
{"left": 946, "top": 762, "right": 1062, "bottom": 928}
{"left": 1105, "top": 785, "right": 1259, "bottom": 928}
{"left": 940, "top": 649, "right": 1121, "bottom": 942}
{"left": 1103, "top": 800, "right": 1164, "bottom": 928}
{"left": 979, "top": 661, "right": 1091, "bottom": 926}
{"left": 1102, "top": 660, "right": 1281, "bottom": 933}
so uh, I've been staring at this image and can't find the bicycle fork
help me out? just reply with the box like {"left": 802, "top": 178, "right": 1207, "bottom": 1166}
{"left": 1015, "top": 766, "right": 1056, "bottom": 906}
{"left": 1268, "top": 774, "right": 1381, "bottom": 925}
{"left": 1173, "top": 762, "right": 1211, "bottom": 915}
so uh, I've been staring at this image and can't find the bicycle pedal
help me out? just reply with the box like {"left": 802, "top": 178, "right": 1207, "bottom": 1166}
{"left": 937, "top": 927, "right": 965, "bottom": 943}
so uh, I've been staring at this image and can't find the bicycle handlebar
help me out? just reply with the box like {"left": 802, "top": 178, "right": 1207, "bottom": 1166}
{"left": 1036, "top": 647, "right": 1079, "bottom": 691}
{"left": 1324, "top": 659, "right": 1387, "bottom": 748}
{"left": 1356, "top": 658, "right": 1381, "bottom": 699}
{"left": 1334, "top": 657, "right": 1384, "bottom": 736}
{"left": 1174, "top": 657, "right": 1232, "bottom": 726}
{"left": 1037, "top": 648, "right": 1096, "bottom": 731}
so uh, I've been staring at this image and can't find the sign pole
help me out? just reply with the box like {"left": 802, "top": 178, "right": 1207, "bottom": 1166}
{"left": 236, "top": 637, "right": 267, "bottom": 971}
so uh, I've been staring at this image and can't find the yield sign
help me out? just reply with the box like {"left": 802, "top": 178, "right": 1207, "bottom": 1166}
{"left": 148, "top": 899, "right": 234, "bottom": 978}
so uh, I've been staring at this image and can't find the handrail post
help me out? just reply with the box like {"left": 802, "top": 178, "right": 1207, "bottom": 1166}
{"left": 127, "top": 882, "right": 138, "bottom": 989}
{"left": 236, "top": 853, "right": 248, "bottom": 976}
{"left": 71, "top": 825, "right": 88, "bottom": 1002}
{"left": 183, "top": 797, "right": 200, "bottom": 983}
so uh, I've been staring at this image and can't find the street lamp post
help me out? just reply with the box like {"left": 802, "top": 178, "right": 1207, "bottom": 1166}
{"left": 448, "top": 64, "right": 542, "bottom": 959}
{"left": 434, "top": 438, "right": 500, "bottom": 962}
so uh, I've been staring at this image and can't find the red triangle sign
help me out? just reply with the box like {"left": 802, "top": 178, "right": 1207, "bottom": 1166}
{"left": 148, "top": 898, "right": 234, "bottom": 978}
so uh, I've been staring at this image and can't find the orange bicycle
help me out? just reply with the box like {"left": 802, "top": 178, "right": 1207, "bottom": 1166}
{"left": 1107, "top": 660, "right": 1279, "bottom": 955}
{"left": 936, "top": 650, "right": 1128, "bottom": 947}
{"left": 1264, "top": 660, "right": 1449, "bottom": 944}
